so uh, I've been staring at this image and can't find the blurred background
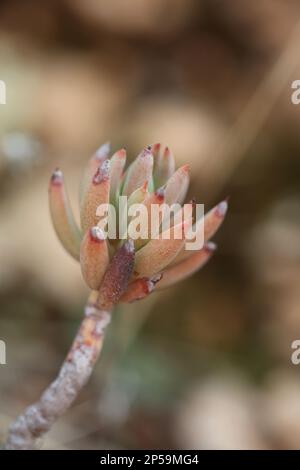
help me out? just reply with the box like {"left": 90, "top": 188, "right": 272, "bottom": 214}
{"left": 1, "top": 0, "right": 300, "bottom": 450}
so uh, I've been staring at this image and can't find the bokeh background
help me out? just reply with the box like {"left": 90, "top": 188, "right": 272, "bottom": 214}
{"left": 1, "top": 0, "right": 300, "bottom": 449}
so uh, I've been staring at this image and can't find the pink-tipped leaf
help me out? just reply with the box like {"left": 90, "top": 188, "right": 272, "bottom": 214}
{"left": 164, "top": 164, "right": 190, "bottom": 206}
{"left": 157, "top": 242, "right": 216, "bottom": 289}
{"left": 134, "top": 218, "right": 192, "bottom": 278}
{"left": 80, "top": 226, "right": 109, "bottom": 289}
{"left": 172, "top": 199, "right": 228, "bottom": 265}
{"left": 109, "top": 148, "right": 126, "bottom": 204}
{"left": 122, "top": 147, "right": 153, "bottom": 196}
{"left": 79, "top": 142, "right": 110, "bottom": 205}
{"left": 120, "top": 274, "right": 162, "bottom": 303}
{"left": 153, "top": 146, "right": 175, "bottom": 188}
{"left": 80, "top": 159, "right": 110, "bottom": 233}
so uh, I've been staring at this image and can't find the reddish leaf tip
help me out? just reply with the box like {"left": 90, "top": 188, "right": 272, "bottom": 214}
{"left": 163, "top": 146, "right": 171, "bottom": 157}
{"left": 89, "top": 226, "right": 105, "bottom": 242}
{"left": 150, "top": 273, "right": 163, "bottom": 285}
{"left": 216, "top": 200, "right": 228, "bottom": 218}
{"left": 182, "top": 164, "right": 190, "bottom": 174}
{"left": 50, "top": 168, "right": 63, "bottom": 186}
{"left": 138, "top": 278, "right": 153, "bottom": 295}
{"left": 117, "top": 148, "right": 126, "bottom": 158}
{"left": 95, "top": 141, "right": 111, "bottom": 161}
{"left": 142, "top": 180, "right": 149, "bottom": 191}
{"left": 143, "top": 273, "right": 163, "bottom": 296}
{"left": 205, "top": 241, "right": 217, "bottom": 253}
{"left": 188, "top": 197, "right": 196, "bottom": 207}
{"left": 142, "top": 273, "right": 162, "bottom": 295}
{"left": 93, "top": 159, "right": 110, "bottom": 184}
{"left": 155, "top": 186, "right": 166, "bottom": 200}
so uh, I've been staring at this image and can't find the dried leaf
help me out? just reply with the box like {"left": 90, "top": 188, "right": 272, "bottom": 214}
{"left": 98, "top": 240, "right": 135, "bottom": 309}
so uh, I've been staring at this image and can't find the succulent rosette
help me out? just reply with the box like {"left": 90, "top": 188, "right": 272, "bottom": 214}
{"left": 49, "top": 143, "right": 227, "bottom": 309}
{"left": 5, "top": 142, "right": 229, "bottom": 451}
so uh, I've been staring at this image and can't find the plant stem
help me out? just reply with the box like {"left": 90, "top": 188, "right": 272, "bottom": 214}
{"left": 5, "top": 293, "right": 111, "bottom": 450}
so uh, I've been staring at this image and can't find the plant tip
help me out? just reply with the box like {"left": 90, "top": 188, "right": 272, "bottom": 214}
{"left": 206, "top": 241, "right": 217, "bottom": 252}
{"left": 125, "top": 238, "right": 135, "bottom": 252}
{"left": 90, "top": 226, "right": 105, "bottom": 241}
{"left": 93, "top": 159, "right": 110, "bottom": 184}
{"left": 155, "top": 187, "right": 166, "bottom": 200}
{"left": 151, "top": 273, "right": 163, "bottom": 284}
{"left": 216, "top": 200, "right": 228, "bottom": 217}
{"left": 118, "top": 148, "right": 126, "bottom": 157}
{"left": 51, "top": 168, "right": 63, "bottom": 184}
{"left": 95, "top": 141, "right": 110, "bottom": 160}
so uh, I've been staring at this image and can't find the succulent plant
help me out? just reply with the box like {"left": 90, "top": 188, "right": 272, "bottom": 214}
{"left": 49, "top": 142, "right": 228, "bottom": 309}
{"left": 5, "top": 142, "right": 228, "bottom": 450}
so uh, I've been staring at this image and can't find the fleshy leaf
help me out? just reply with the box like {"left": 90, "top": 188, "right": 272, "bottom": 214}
{"left": 164, "top": 164, "right": 190, "bottom": 205}
{"left": 119, "top": 181, "right": 149, "bottom": 240}
{"left": 80, "top": 159, "right": 110, "bottom": 233}
{"left": 127, "top": 181, "right": 149, "bottom": 206}
{"left": 120, "top": 274, "right": 162, "bottom": 303}
{"left": 157, "top": 242, "right": 216, "bottom": 289}
{"left": 109, "top": 148, "right": 126, "bottom": 205}
{"left": 122, "top": 147, "right": 153, "bottom": 196}
{"left": 134, "top": 218, "right": 192, "bottom": 278}
{"left": 134, "top": 187, "right": 166, "bottom": 250}
{"left": 79, "top": 142, "right": 110, "bottom": 206}
{"left": 97, "top": 240, "right": 135, "bottom": 309}
{"left": 80, "top": 226, "right": 109, "bottom": 289}
{"left": 172, "top": 199, "right": 228, "bottom": 265}
{"left": 203, "top": 200, "right": 228, "bottom": 241}
{"left": 152, "top": 142, "right": 161, "bottom": 177}
{"left": 49, "top": 169, "right": 81, "bottom": 260}
{"left": 153, "top": 146, "right": 175, "bottom": 188}
{"left": 167, "top": 198, "right": 195, "bottom": 228}
{"left": 152, "top": 142, "right": 161, "bottom": 161}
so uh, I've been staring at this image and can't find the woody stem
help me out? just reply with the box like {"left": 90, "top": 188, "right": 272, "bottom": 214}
{"left": 5, "top": 293, "right": 111, "bottom": 450}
